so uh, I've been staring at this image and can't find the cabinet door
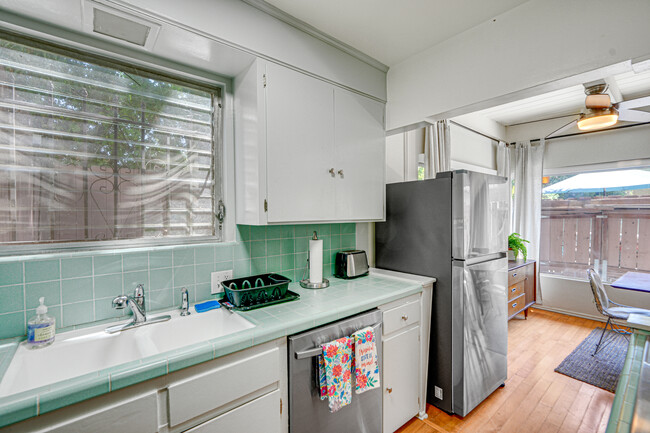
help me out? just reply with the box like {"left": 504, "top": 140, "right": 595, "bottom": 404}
{"left": 185, "top": 390, "right": 280, "bottom": 433}
{"left": 334, "top": 88, "right": 385, "bottom": 220}
{"left": 265, "top": 62, "right": 336, "bottom": 222}
{"left": 383, "top": 326, "right": 420, "bottom": 433}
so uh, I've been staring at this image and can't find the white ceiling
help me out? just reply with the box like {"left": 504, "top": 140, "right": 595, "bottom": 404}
{"left": 457, "top": 68, "right": 650, "bottom": 129}
{"left": 263, "top": 0, "right": 530, "bottom": 66}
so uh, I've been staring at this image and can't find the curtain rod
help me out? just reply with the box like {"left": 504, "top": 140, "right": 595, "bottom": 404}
{"left": 525, "top": 121, "right": 650, "bottom": 143}
{"left": 448, "top": 120, "right": 503, "bottom": 143}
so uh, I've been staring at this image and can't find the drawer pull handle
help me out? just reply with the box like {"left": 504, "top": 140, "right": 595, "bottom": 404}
{"left": 386, "top": 387, "right": 393, "bottom": 394}
{"left": 512, "top": 302, "right": 517, "bottom": 308}
{"left": 401, "top": 314, "right": 409, "bottom": 321}
{"left": 512, "top": 273, "right": 517, "bottom": 277}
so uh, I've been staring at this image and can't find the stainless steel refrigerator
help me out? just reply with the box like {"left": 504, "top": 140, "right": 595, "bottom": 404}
{"left": 375, "top": 170, "right": 509, "bottom": 417}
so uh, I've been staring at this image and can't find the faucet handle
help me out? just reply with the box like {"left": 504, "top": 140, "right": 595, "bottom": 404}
{"left": 112, "top": 295, "right": 128, "bottom": 309}
{"left": 133, "top": 284, "right": 145, "bottom": 310}
{"left": 180, "top": 287, "right": 191, "bottom": 316}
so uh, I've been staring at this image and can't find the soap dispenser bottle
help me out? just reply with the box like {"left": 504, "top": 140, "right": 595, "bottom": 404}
{"left": 27, "top": 297, "right": 55, "bottom": 348}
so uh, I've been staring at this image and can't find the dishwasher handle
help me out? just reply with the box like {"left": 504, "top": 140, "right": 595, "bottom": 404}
{"left": 293, "top": 322, "right": 382, "bottom": 359}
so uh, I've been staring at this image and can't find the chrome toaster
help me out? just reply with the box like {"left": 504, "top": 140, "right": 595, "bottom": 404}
{"left": 334, "top": 250, "right": 369, "bottom": 279}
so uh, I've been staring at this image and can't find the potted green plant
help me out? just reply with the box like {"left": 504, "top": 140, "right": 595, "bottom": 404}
{"left": 508, "top": 233, "right": 530, "bottom": 261}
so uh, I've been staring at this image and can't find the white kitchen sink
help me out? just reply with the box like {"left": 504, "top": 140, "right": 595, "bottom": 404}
{"left": 0, "top": 307, "right": 255, "bottom": 397}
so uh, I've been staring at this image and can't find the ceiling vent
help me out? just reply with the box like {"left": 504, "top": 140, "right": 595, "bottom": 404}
{"left": 83, "top": 1, "right": 161, "bottom": 50}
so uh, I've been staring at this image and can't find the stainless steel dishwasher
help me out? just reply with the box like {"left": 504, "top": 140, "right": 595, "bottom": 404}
{"left": 288, "top": 309, "right": 383, "bottom": 433}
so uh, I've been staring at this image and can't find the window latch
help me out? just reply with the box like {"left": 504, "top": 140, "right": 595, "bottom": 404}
{"left": 216, "top": 200, "right": 226, "bottom": 232}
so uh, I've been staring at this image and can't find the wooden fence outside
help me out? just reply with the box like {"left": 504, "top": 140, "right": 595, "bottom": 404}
{"left": 540, "top": 195, "right": 650, "bottom": 281}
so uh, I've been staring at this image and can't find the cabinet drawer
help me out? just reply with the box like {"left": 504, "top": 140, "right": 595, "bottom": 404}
{"left": 508, "top": 281, "right": 524, "bottom": 301}
{"left": 168, "top": 347, "right": 279, "bottom": 427}
{"left": 508, "top": 294, "right": 526, "bottom": 317}
{"left": 44, "top": 392, "right": 158, "bottom": 433}
{"left": 185, "top": 390, "right": 280, "bottom": 433}
{"left": 509, "top": 268, "right": 526, "bottom": 285}
{"left": 383, "top": 301, "right": 420, "bottom": 335}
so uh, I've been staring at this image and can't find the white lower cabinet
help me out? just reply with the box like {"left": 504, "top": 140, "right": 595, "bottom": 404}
{"left": 3, "top": 339, "right": 287, "bottom": 433}
{"left": 185, "top": 389, "right": 280, "bottom": 433}
{"left": 383, "top": 326, "right": 420, "bottom": 433}
{"left": 379, "top": 293, "right": 428, "bottom": 433}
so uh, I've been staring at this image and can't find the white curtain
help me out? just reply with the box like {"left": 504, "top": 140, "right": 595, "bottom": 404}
{"left": 424, "top": 120, "right": 451, "bottom": 179}
{"left": 502, "top": 139, "right": 546, "bottom": 300}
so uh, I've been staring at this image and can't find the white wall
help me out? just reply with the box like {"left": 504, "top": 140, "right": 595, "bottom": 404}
{"left": 449, "top": 123, "right": 498, "bottom": 172}
{"left": 387, "top": 0, "right": 650, "bottom": 130}
{"left": 544, "top": 124, "right": 650, "bottom": 171}
{"left": 540, "top": 274, "right": 650, "bottom": 321}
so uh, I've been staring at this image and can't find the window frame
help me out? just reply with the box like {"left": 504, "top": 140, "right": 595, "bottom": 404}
{"left": 540, "top": 164, "right": 650, "bottom": 282}
{"left": 0, "top": 31, "right": 227, "bottom": 256}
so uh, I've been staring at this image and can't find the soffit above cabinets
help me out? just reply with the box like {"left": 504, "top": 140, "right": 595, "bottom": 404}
{"left": 261, "top": 0, "right": 530, "bottom": 66}
{"left": 0, "top": 0, "right": 255, "bottom": 80}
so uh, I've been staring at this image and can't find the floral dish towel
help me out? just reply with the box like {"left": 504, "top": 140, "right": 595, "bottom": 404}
{"left": 353, "top": 326, "right": 380, "bottom": 394}
{"left": 318, "top": 336, "right": 353, "bottom": 412}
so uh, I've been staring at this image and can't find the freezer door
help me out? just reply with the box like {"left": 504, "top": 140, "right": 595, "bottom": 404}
{"left": 452, "top": 257, "right": 508, "bottom": 417}
{"left": 288, "top": 309, "right": 383, "bottom": 433}
{"left": 451, "top": 171, "right": 509, "bottom": 260}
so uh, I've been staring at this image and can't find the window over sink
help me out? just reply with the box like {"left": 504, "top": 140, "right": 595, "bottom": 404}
{"left": 539, "top": 167, "right": 650, "bottom": 282}
{"left": 0, "top": 34, "right": 222, "bottom": 248}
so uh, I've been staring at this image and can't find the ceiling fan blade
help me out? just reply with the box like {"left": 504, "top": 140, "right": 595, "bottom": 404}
{"left": 618, "top": 109, "right": 650, "bottom": 122}
{"left": 546, "top": 119, "right": 577, "bottom": 138}
{"left": 617, "top": 95, "right": 650, "bottom": 110}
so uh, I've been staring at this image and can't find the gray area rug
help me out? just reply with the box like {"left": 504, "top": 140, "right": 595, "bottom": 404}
{"left": 554, "top": 327, "right": 628, "bottom": 393}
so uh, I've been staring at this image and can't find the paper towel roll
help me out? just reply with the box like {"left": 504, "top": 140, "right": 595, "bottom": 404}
{"left": 309, "top": 238, "right": 323, "bottom": 284}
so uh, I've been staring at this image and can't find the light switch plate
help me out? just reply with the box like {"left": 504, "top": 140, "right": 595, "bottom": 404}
{"left": 211, "top": 270, "right": 233, "bottom": 294}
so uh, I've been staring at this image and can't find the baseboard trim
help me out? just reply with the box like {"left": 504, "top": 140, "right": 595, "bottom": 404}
{"left": 532, "top": 304, "right": 606, "bottom": 323}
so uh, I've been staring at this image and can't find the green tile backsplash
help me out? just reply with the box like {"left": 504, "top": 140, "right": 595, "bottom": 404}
{"left": 0, "top": 223, "right": 356, "bottom": 340}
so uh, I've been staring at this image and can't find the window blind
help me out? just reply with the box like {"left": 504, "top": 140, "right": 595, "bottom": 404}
{"left": 0, "top": 37, "right": 219, "bottom": 245}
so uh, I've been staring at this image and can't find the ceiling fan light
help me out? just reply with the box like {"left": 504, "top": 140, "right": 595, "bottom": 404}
{"left": 577, "top": 108, "right": 619, "bottom": 131}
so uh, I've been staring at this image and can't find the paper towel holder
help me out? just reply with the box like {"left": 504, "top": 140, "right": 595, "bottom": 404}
{"left": 299, "top": 231, "right": 330, "bottom": 289}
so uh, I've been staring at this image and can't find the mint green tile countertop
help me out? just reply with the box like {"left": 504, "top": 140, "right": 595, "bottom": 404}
{"left": 606, "top": 330, "right": 649, "bottom": 433}
{"left": 0, "top": 273, "right": 425, "bottom": 428}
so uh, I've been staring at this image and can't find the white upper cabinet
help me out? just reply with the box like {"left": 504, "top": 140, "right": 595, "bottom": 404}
{"left": 334, "top": 88, "right": 385, "bottom": 221}
{"left": 265, "top": 62, "right": 337, "bottom": 223}
{"left": 235, "top": 59, "right": 385, "bottom": 225}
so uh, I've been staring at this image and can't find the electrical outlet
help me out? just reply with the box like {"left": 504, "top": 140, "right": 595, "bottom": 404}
{"left": 211, "top": 270, "right": 233, "bottom": 294}
{"left": 434, "top": 386, "right": 443, "bottom": 400}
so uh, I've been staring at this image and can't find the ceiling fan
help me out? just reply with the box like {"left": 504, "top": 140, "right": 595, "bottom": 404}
{"left": 548, "top": 83, "right": 650, "bottom": 137}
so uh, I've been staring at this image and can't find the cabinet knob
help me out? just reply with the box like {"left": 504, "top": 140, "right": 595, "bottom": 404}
{"left": 401, "top": 314, "right": 408, "bottom": 321}
{"left": 338, "top": 169, "right": 344, "bottom": 178}
{"left": 512, "top": 273, "right": 517, "bottom": 277}
{"left": 329, "top": 168, "right": 335, "bottom": 176}
{"left": 386, "top": 387, "right": 393, "bottom": 394}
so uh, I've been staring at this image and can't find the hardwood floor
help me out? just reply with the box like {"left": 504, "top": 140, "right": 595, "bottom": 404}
{"left": 396, "top": 309, "right": 614, "bottom": 433}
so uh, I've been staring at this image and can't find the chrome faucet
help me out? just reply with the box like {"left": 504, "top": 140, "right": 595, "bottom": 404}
{"left": 105, "top": 284, "right": 171, "bottom": 334}
{"left": 180, "top": 287, "right": 191, "bottom": 316}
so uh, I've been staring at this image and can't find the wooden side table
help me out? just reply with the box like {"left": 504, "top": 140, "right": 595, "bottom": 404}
{"left": 507, "top": 260, "right": 536, "bottom": 320}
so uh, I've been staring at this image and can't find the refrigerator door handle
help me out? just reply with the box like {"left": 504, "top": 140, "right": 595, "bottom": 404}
{"left": 461, "top": 252, "right": 507, "bottom": 266}
{"left": 294, "top": 322, "right": 382, "bottom": 359}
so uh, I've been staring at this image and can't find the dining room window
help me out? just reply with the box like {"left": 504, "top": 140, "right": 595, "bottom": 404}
{"left": 539, "top": 167, "right": 650, "bottom": 282}
{"left": 0, "top": 35, "right": 222, "bottom": 246}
